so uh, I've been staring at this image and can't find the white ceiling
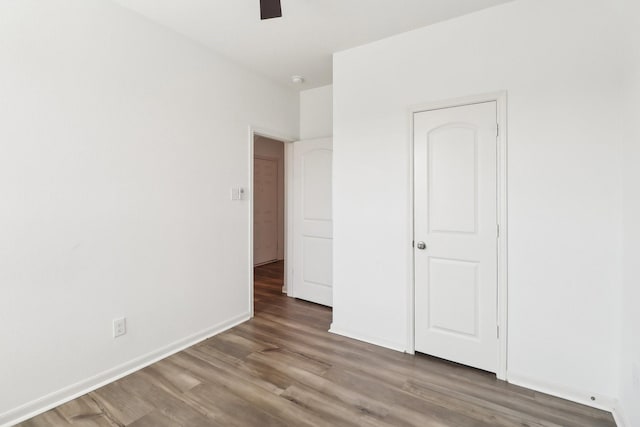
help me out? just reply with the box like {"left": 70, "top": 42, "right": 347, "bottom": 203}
{"left": 111, "top": 0, "right": 513, "bottom": 90}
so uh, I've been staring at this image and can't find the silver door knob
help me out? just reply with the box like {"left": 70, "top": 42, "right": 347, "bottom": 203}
{"left": 416, "top": 241, "right": 427, "bottom": 250}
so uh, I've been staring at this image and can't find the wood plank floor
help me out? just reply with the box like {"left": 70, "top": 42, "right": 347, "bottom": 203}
{"left": 18, "top": 261, "right": 616, "bottom": 426}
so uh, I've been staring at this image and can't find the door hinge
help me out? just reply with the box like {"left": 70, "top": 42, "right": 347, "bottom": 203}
{"left": 497, "top": 224, "right": 500, "bottom": 238}
{"left": 496, "top": 123, "right": 500, "bottom": 137}
{"left": 497, "top": 325, "right": 500, "bottom": 339}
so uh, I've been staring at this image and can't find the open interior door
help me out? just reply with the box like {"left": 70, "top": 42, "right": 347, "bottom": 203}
{"left": 291, "top": 138, "right": 333, "bottom": 307}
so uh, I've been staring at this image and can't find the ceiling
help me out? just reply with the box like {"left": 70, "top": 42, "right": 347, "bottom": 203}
{"left": 111, "top": 0, "right": 513, "bottom": 90}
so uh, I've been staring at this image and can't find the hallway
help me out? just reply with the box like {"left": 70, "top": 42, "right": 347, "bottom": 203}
{"left": 19, "top": 261, "right": 615, "bottom": 426}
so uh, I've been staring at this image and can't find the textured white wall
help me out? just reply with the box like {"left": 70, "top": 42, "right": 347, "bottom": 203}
{"left": 332, "top": 0, "right": 632, "bottom": 408}
{"left": 0, "top": 0, "right": 298, "bottom": 424}
{"left": 300, "top": 85, "right": 333, "bottom": 140}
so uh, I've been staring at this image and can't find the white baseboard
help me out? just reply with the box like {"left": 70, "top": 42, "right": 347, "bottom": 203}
{"left": 329, "top": 323, "right": 406, "bottom": 352}
{"left": 612, "top": 403, "right": 630, "bottom": 427}
{"left": 507, "top": 371, "right": 616, "bottom": 413}
{"left": 0, "top": 312, "right": 251, "bottom": 427}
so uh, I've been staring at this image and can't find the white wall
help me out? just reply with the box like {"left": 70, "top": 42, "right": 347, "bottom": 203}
{"left": 619, "top": 95, "right": 640, "bottom": 425}
{"left": 617, "top": 0, "right": 640, "bottom": 424}
{"left": 332, "top": 0, "right": 633, "bottom": 408}
{"left": 254, "top": 136, "right": 286, "bottom": 261}
{"left": 0, "top": 1, "right": 298, "bottom": 424}
{"left": 300, "top": 85, "right": 333, "bottom": 140}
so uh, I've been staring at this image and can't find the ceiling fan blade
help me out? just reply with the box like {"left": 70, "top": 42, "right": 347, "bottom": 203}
{"left": 260, "top": 0, "right": 282, "bottom": 20}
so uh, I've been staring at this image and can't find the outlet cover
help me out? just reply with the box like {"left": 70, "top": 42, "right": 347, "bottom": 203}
{"left": 113, "top": 317, "right": 127, "bottom": 338}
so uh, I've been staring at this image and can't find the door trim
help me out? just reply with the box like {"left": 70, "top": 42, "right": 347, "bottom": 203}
{"left": 407, "top": 92, "right": 508, "bottom": 381}
{"left": 248, "top": 126, "right": 296, "bottom": 318}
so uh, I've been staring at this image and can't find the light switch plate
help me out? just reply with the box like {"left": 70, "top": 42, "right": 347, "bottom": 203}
{"left": 230, "top": 187, "right": 245, "bottom": 201}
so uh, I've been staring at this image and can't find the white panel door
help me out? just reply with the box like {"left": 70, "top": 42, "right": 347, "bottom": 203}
{"left": 414, "top": 102, "right": 498, "bottom": 373}
{"left": 254, "top": 157, "right": 279, "bottom": 265}
{"left": 292, "top": 138, "right": 333, "bottom": 307}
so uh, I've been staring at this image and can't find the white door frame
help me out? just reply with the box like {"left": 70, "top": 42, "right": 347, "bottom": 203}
{"left": 407, "top": 92, "right": 508, "bottom": 381}
{"left": 248, "top": 126, "right": 296, "bottom": 318}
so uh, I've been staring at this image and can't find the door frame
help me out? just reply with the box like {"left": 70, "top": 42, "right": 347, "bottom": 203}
{"left": 407, "top": 91, "right": 508, "bottom": 381}
{"left": 248, "top": 126, "right": 296, "bottom": 318}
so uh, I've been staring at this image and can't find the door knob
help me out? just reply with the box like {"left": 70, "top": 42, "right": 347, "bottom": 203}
{"left": 416, "top": 241, "right": 427, "bottom": 250}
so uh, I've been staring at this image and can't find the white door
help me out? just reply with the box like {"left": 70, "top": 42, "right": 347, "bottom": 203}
{"left": 414, "top": 102, "right": 498, "bottom": 373}
{"left": 254, "top": 157, "right": 279, "bottom": 265}
{"left": 292, "top": 138, "right": 333, "bottom": 307}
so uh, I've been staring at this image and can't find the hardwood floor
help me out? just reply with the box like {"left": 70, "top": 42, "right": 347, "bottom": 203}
{"left": 18, "top": 261, "right": 616, "bottom": 426}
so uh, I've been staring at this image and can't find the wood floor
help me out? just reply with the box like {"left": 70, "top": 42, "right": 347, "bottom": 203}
{"left": 19, "top": 261, "right": 616, "bottom": 427}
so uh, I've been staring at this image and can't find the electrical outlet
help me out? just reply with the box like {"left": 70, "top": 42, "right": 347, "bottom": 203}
{"left": 113, "top": 317, "right": 126, "bottom": 338}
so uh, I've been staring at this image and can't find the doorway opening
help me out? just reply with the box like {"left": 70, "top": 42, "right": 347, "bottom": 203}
{"left": 253, "top": 135, "right": 285, "bottom": 267}
{"left": 253, "top": 133, "right": 287, "bottom": 314}
{"left": 249, "top": 128, "right": 334, "bottom": 319}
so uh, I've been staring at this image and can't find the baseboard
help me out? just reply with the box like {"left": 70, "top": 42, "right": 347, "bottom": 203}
{"left": 329, "top": 323, "right": 406, "bottom": 352}
{"left": 507, "top": 371, "right": 616, "bottom": 413}
{"left": 612, "top": 403, "right": 630, "bottom": 427}
{"left": 0, "top": 312, "right": 251, "bottom": 427}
